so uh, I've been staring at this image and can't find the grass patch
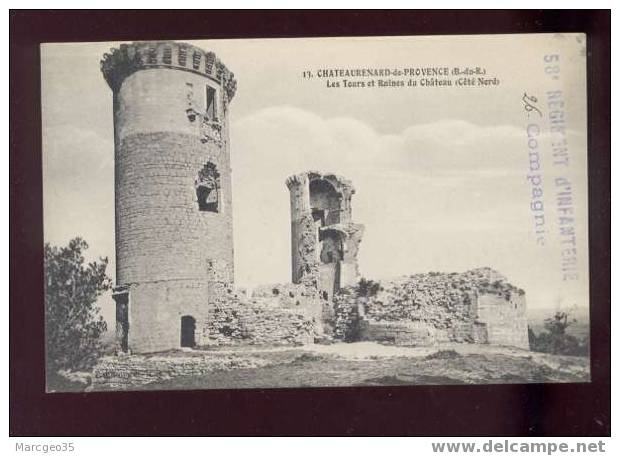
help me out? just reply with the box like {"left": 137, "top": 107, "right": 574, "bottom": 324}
{"left": 46, "top": 371, "right": 89, "bottom": 393}
{"left": 424, "top": 349, "right": 462, "bottom": 360}
{"left": 291, "top": 353, "right": 326, "bottom": 364}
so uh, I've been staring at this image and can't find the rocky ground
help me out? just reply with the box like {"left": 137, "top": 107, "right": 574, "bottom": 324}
{"left": 50, "top": 342, "right": 589, "bottom": 392}
{"left": 82, "top": 342, "right": 590, "bottom": 392}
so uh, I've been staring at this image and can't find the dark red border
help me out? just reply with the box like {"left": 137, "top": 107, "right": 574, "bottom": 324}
{"left": 9, "top": 10, "right": 611, "bottom": 436}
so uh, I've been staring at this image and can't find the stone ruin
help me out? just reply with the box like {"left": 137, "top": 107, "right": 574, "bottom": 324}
{"left": 101, "top": 41, "right": 530, "bottom": 355}
{"left": 196, "top": 174, "right": 529, "bottom": 351}
{"left": 332, "top": 268, "right": 529, "bottom": 350}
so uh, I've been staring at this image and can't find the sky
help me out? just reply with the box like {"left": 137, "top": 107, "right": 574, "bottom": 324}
{"left": 41, "top": 34, "right": 589, "bottom": 324}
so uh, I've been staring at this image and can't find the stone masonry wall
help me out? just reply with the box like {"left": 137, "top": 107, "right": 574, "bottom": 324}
{"left": 92, "top": 353, "right": 270, "bottom": 390}
{"left": 116, "top": 132, "right": 234, "bottom": 284}
{"left": 332, "top": 268, "right": 529, "bottom": 349}
{"left": 106, "top": 44, "right": 236, "bottom": 354}
{"left": 126, "top": 280, "right": 211, "bottom": 353}
{"left": 477, "top": 293, "right": 529, "bottom": 349}
{"left": 286, "top": 171, "right": 364, "bottom": 335}
{"left": 204, "top": 282, "right": 317, "bottom": 346}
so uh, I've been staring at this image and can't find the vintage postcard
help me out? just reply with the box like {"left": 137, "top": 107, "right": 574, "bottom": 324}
{"left": 41, "top": 34, "right": 590, "bottom": 392}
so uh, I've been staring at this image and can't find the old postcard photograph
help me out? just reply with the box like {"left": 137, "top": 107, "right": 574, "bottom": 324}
{"left": 41, "top": 34, "right": 590, "bottom": 392}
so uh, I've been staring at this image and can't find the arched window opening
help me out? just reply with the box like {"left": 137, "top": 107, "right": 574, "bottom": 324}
{"left": 309, "top": 178, "right": 342, "bottom": 225}
{"left": 195, "top": 162, "right": 220, "bottom": 213}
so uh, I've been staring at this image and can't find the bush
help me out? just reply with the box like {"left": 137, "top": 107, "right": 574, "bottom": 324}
{"left": 45, "top": 238, "right": 111, "bottom": 372}
{"left": 528, "top": 311, "right": 589, "bottom": 357}
{"left": 425, "top": 349, "right": 462, "bottom": 360}
{"left": 357, "top": 277, "right": 381, "bottom": 297}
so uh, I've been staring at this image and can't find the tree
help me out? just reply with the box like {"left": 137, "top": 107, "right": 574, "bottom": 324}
{"left": 544, "top": 311, "right": 576, "bottom": 336}
{"left": 45, "top": 238, "right": 111, "bottom": 372}
{"left": 528, "top": 311, "right": 587, "bottom": 356}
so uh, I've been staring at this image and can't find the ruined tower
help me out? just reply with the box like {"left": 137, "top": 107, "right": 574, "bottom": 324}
{"left": 286, "top": 172, "right": 364, "bottom": 302}
{"left": 101, "top": 42, "right": 236, "bottom": 353}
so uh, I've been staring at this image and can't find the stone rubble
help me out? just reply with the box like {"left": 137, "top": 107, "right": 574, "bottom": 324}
{"left": 332, "top": 267, "right": 528, "bottom": 348}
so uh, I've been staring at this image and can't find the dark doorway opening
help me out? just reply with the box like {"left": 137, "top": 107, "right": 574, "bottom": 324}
{"left": 180, "top": 315, "right": 196, "bottom": 348}
{"left": 114, "top": 291, "right": 129, "bottom": 353}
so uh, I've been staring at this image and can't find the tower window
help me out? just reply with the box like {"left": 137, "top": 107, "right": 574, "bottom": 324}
{"left": 195, "top": 162, "right": 220, "bottom": 213}
{"left": 206, "top": 86, "right": 217, "bottom": 121}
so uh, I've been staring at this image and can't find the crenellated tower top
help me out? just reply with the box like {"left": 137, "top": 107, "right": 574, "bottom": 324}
{"left": 100, "top": 41, "right": 237, "bottom": 102}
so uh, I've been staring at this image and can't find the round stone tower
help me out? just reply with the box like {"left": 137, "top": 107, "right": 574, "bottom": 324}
{"left": 101, "top": 41, "right": 237, "bottom": 353}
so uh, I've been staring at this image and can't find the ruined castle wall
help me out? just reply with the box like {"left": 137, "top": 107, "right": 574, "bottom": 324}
{"left": 339, "top": 262, "right": 359, "bottom": 289}
{"left": 339, "top": 223, "right": 364, "bottom": 287}
{"left": 287, "top": 175, "right": 316, "bottom": 285}
{"left": 206, "top": 302, "right": 315, "bottom": 346}
{"left": 333, "top": 285, "right": 477, "bottom": 346}
{"left": 205, "top": 283, "right": 316, "bottom": 346}
{"left": 318, "top": 263, "right": 338, "bottom": 301}
{"left": 286, "top": 172, "right": 364, "bottom": 333}
{"left": 357, "top": 320, "right": 487, "bottom": 345}
{"left": 333, "top": 269, "right": 529, "bottom": 349}
{"left": 358, "top": 320, "right": 451, "bottom": 345}
{"left": 251, "top": 282, "right": 320, "bottom": 309}
{"left": 309, "top": 182, "right": 342, "bottom": 224}
{"left": 477, "top": 293, "right": 529, "bottom": 349}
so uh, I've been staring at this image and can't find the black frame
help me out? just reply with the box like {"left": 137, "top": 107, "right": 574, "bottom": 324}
{"left": 9, "top": 10, "right": 610, "bottom": 436}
